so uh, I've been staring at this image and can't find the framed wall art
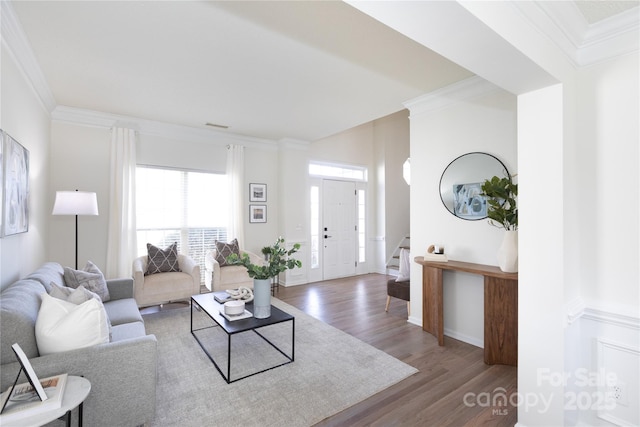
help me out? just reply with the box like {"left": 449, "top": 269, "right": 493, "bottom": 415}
{"left": 1, "top": 131, "right": 29, "bottom": 237}
{"left": 452, "top": 182, "right": 486, "bottom": 220}
{"left": 249, "top": 183, "right": 267, "bottom": 202}
{"left": 249, "top": 205, "right": 267, "bottom": 223}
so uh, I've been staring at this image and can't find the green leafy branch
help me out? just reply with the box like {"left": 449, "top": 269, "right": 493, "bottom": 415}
{"left": 227, "top": 237, "right": 302, "bottom": 280}
{"left": 480, "top": 175, "right": 518, "bottom": 231}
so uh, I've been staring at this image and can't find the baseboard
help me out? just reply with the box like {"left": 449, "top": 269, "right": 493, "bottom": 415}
{"left": 444, "top": 327, "right": 484, "bottom": 348}
{"left": 407, "top": 315, "right": 421, "bottom": 327}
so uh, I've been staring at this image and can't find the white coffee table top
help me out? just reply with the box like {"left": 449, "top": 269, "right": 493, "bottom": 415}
{"left": 0, "top": 376, "right": 91, "bottom": 427}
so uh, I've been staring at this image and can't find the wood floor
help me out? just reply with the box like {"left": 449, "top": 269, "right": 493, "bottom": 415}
{"left": 275, "top": 273, "right": 518, "bottom": 427}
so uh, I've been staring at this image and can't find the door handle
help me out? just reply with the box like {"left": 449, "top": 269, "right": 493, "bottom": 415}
{"left": 324, "top": 235, "right": 332, "bottom": 239}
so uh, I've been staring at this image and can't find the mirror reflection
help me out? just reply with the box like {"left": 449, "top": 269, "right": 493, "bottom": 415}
{"left": 439, "top": 152, "right": 509, "bottom": 220}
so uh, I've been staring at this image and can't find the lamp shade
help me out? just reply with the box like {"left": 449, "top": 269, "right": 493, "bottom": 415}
{"left": 52, "top": 191, "right": 99, "bottom": 216}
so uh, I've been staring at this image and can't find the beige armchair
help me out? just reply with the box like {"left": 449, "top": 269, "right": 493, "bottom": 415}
{"left": 204, "top": 249, "right": 264, "bottom": 292}
{"left": 132, "top": 254, "right": 201, "bottom": 307}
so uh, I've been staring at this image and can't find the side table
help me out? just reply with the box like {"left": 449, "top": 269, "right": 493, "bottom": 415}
{"left": 1, "top": 376, "right": 91, "bottom": 427}
{"left": 414, "top": 256, "right": 518, "bottom": 366}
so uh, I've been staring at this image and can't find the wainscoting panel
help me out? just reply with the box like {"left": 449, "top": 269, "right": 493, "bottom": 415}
{"left": 572, "top": 306, "right": 640, "bottom": 427}
{"left": 597, "top": 338, "right": 640, "bottom": 426}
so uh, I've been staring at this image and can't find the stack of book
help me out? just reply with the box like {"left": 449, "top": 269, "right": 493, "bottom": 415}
{"left": 213, "top": 290, "right": 234, "bottom": 304}
{"left": 0, "top": 373, "right": 68, "bottom": 423}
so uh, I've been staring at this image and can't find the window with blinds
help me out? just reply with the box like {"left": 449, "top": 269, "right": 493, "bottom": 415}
{"left": 136, "top": 166, "right": 228, "bottom": 284}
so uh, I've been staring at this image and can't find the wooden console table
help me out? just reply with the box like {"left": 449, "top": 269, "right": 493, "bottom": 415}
{"left": 414, "top": 256, "right": 518, "bottom": 366}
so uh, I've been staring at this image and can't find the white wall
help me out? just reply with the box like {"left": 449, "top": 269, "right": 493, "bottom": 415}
{"left": 569, "top": 52, "right": 640, "bottom": 427}
{"left": 518, "top": 84, "right": 566, "bottom": 424}
{"left": 377, "top": 110, "right": 410, "bottom": 273}
{"left": 137, "top": 133, "right": 226, "bottom": 173}
{"left": 242, "top": 143, "right": 279, "bottom": 254}
{"left": 407, "top": 79, "right": 517, "bottom": 346}
{"left": 278, "top": 141, "right": 310, "bottom": 285}
{"left": 0, "top": 45, "right": 51, "bottom": 288}
{"left": 49, "top": 122, "right": 110, "bottom": 269}
{"left": 577, "top": 53, "right": 639, "bottom": 316}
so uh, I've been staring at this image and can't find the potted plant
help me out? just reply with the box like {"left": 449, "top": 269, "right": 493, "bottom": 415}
{"left": 481, "top": 175, "right": 518, "bottom": 272}
{"left": 227, "top": 237, "right": 302, "bottom": 318}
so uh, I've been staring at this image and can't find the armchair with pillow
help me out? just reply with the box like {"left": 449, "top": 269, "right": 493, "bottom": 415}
{"left": 204, "top": 239, "right": 264, "bottom": 292}
{"left": 133, "top": 242, "right": 201, "bottom": 307}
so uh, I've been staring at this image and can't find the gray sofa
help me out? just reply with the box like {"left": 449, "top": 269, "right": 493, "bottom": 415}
{"left": 0, "top": 262, "right": 157, "bottom": 427}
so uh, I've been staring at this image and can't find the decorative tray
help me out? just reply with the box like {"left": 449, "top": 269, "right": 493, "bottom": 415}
{"left": 219, "top": 309, "right": 253, "bottom": 321}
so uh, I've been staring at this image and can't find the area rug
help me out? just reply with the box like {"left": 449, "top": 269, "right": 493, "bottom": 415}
{"left": 144, "top": 298, "right": 418, "bottom": 426}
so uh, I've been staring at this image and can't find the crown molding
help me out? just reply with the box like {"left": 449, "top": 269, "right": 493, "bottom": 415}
{"left": 403, "top": 76, "right": 500, "bottom": 117}
{"left": 1, "top": 0, "right": 57, "bottom": 113}
{"left": 516, "top": 1, "right": 639, "bottom": 67}
{"left": 278, "top": 138, "right": 311, "bottom": 150}
{"left": 51, "top": 105, "right": 279, "bottom": 150}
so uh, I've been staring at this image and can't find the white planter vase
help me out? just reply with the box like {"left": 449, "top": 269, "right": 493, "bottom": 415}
{"left": 253, "top": 278, "right": 272, "bottom": 318}
{"left": 497, "top": 230, "right": 518, "bottom": 273}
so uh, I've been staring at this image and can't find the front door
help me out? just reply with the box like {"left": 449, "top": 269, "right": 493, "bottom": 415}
{"left": 322, "top": 180, "right": 356, "bottom": 280}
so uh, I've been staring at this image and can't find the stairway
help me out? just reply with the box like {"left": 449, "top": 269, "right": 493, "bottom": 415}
{"left": 386, "top": 235, "right": 410, "bottom": 275}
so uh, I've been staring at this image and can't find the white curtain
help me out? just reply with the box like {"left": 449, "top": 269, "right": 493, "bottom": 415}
{"left": 106, "top": 127, "right": 138, "bottom": 279}
{"left": 226, "top": 144, "right": 245, "bottom": 248}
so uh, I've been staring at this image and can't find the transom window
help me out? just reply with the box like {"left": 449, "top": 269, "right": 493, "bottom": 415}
{"left": 309, "top": 162, "right": 367, "bottom": 181}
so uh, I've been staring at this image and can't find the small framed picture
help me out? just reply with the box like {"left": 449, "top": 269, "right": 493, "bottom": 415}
{"left": 249, "top": 205, "right": 267, "bottom": 223}
{"left": 249, "top": 183, "right": 267, "bottom": 202}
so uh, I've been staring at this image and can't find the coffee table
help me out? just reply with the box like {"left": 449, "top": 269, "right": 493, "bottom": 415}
{"left": 190, "top": 293, "right": 295, "bottom": 383}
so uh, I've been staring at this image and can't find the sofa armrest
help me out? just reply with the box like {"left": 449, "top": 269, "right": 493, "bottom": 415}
{"left": 1, "top": 335, "right": 158, "bottom": 427}
{"left": 106, "top": 277, "right": 134, "bottom": 300}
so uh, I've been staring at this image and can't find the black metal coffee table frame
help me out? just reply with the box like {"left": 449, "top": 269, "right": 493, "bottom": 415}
{"left": 190, "top": 293, "right": 295, "bottom": 384}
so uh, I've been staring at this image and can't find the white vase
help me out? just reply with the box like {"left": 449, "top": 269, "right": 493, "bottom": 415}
{"left": 252, "top": 278, "right": 272, "bottom": 318}
{"left": 497, "top": 230, "right": 518, "bottom": 273}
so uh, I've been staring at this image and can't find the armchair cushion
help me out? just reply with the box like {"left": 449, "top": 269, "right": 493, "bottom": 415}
{"left": 146, "top": 242, "right": 180, "bottom": 274}
{"left": 214, "top": 238, "right": 240, "bottom": 267}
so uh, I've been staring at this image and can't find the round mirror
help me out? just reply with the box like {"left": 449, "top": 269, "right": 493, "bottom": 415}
{"left": 439, "top": 152, "right": 510, "bottom": 220}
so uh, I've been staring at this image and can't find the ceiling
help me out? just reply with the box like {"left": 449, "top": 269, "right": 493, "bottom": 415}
{"left": 9, "top": 1, "right": 639, "bottom": 142}
{"left": 10, "top": 1, "right": 473, "bottom": 141}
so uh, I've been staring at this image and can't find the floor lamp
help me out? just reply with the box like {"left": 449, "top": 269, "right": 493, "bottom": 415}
{"left": 52, "top": 190, "right": 99, "bottom": 269}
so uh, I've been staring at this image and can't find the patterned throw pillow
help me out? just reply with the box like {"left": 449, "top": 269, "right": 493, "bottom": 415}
{"left": 214, "top": 239, "right": 240, "bottom": 267}
{"left": 63, "top": 261, "right": 111, "bottom": 302}
{"left": 146, "top": 242, "right": 181, "bottom": 275}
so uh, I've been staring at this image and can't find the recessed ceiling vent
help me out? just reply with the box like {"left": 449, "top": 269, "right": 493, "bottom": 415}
{"left": 205, "top": 122, "right": 229, "bottom": 129}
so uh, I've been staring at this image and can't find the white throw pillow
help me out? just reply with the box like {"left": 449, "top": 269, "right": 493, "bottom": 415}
{"left": 395, "top": 248, "right": 411, "bottom": 282}
{"left": 36, "top": 293, "right": 110, "bottom": 356}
